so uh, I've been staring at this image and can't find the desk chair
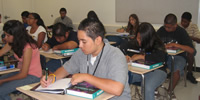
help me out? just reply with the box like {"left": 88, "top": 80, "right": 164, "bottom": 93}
{"left": 183, "top": 63, "right": 188, "bottom": 87}
{"left": 193, "top": 57, "right": 197, "bottom": 72}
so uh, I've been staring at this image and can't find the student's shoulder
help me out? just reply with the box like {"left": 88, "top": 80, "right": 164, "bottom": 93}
{"left": 157, "top": 26, "right": 165, "bottom": 32}
{"left": 105, "top": 43, "right": 124, "bottom": 57}
{"left": 26, "top": 26, "right": 31, "bottom": 30}
{"left": 176, "top": 26, "right": 187, "bottom": 33}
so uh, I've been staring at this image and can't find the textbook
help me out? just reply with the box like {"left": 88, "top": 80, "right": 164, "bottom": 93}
{"left": 54, "top": 48, "right": 79, "bottom": 56}
{"left": 32, "top": 78, "right": 71, "bottom": 94}
{"left": 166, "top": 47, "right": 181, "bottom": 53}
{"left": 0, "top": 64, "right": 15, "bottom": 71}
{"left": 66, "top": 81, "right": 104, "bottom": 99}
{"left": 131, "top": 60, "right": 163, "bottom": 69}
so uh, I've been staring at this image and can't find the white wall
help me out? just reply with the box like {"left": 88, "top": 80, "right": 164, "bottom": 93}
{"left": 32, "top": 0, "right": 200, "bottom": 32}
{"left": 33, "top": 0, "right": 127, "bottom": 32}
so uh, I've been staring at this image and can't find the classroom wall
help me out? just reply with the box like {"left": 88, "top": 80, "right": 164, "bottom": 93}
{"left": 33, "top": 0, "right": 200, "bottom": 32}
{"left": 33, "top": 0, "right": 126, "bottom": 32}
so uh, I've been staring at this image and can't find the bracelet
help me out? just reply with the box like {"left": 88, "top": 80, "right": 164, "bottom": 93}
{"left": 49, "top": 74, "right": 56, "bottom": 83}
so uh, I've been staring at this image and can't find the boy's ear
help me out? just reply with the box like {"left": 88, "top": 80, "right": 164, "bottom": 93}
{"left": 65, "top": 31, "right": 69, "bottom": 38}
{"left": 95, "top": 36, "right": 103, "bottom": 45}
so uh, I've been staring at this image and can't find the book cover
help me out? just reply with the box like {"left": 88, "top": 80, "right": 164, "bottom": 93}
{"left": 0, "top": 64, "right": 15, "bottom": 71}
{"left": 166, "top": 47, "right": 181, "bottom": 53}
{"left": 67, "top": 82, "right": 104, "bottom": 99}
{"left": 131, "top": 60, "right": 163, "bottom": 69}
{"left": 61, "top": 48, "right": 79, "bottom": 54}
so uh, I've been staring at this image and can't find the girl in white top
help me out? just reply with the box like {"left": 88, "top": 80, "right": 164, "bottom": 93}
{"left": 27, "top": 13, "right": 47, "bottom": 48}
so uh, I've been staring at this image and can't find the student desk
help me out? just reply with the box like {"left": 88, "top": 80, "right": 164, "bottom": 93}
{"left": 0, "top": 68, "right": 20, "bottom": 75}
{"left": 167, "top": 50, "right": 184, "bottom": 100}
{"left": 109, "top": 41, "right": 116, "bottom": 45}
{"left": 40, "top": 49, "right": 72, "bottom": 66}
{"left": 197, "top": 77, "right": 200, "bottom": 82}
{"left": 40, "top": 49, "right": 69, "bottom": 60}
{"left": 17, "top": 83, "right": 114, "bottom": 100}
{"left": 128, "top": 64, "right": 163, "bottom": 100}
{"left": 0, "top": 60, "right": 20, "bottom": 75}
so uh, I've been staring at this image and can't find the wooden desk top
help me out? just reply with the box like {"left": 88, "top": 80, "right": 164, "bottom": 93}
{"left": 167, "top": 50, "right": 184, "bottom": 56}
{"left": 105, "top": 32, "right": 129, "bottom": 36}
{"left": 109, "top": 41, "right": 116, "bottom": 45}
{"left": 17, "top": 83, "right": 114, "bottom": 100}
{"left": 128, "top": 64, "right": 163, "bottom": 75}
{"left": 197, "top": 77, "right": 200, "bottom": 82}
{"left": 0, "top": 68, "right": 20, "bottom": 75}
{"left": 40, "top": 50, "right": 69, "bottom": 59}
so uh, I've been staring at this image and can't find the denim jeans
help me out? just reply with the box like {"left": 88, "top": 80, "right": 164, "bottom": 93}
{"left": 0, "top": 72, "right": 40, "bottom": 100}
{"left": 46, "top": 58, "right": 69, "bottom": 73}
{"left": 167, "top": 55, "right": 186, "bottom": 76}
{"left": 128, "top": 69, "right": 167, "bottom": 100}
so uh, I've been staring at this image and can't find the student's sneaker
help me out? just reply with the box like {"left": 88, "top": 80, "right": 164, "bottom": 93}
{"left": 187, "top": 72, "right": 198, "bottom": 84}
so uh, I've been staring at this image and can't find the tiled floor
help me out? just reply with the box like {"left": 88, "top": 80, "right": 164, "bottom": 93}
{"left": 130, "top": 72, "right": 200, "bottom": 100}
{"left": 175, "top": 72, "right": 200, "bottom": 100}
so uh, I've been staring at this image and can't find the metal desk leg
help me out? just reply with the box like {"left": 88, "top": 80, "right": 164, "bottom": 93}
{"left": 60, "top": 59, "right": 63, "bottom": 65}
{"left": 141, "top": 74, "right": 145, "bottom": 100}
{"left": 170, "top": 56, "right": 174, "bottom": 100}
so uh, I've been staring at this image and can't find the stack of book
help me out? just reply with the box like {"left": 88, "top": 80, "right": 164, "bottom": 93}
{"left": 0, "top": 61, "right": 15, "bottom": 71}
{"left": 67, "top": 81, "right": 104, "bottom": 99}
{"left": 166, "top": 47, "right": 181, "bottom": 53}
{"left": 54, "top": 48, "right": 79, "bottom": 56}
{"left": 131, "top": 59, "right": 163, "bottom": 69}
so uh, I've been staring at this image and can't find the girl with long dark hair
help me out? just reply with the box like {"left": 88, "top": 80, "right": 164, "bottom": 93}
{"left": 27, "top": 13, "right": 47, "bottom": 48}
{"left": 0, "top": 20, "right": 42, "bottom": 100}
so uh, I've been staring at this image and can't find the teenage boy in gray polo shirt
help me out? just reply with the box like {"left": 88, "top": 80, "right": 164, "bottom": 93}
{"left": 41, "top": 18, "right": 131, "bottom": 100}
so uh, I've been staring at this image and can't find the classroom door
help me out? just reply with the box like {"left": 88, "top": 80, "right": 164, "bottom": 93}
{"left": 0, "top": 0, "right": 33, "bottom": 23}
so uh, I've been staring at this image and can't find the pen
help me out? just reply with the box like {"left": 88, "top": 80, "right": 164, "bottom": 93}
{"left": 45, "top": 68, "right": 48, "bottom": 81}
{"left": 68, "top": 82, "right": 72, "bottom": 87}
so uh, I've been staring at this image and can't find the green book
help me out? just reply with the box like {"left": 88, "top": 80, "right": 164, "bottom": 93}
{"left": 131, "top": 60, "right": 163, "bottom": 69}
{"left": 67, "top": 82, "right": 104, "bottom": 99}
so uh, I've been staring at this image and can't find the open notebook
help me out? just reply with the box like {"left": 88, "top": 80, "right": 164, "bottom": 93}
{"left": 31, "top": 78, "right": 71, "bottom": 94}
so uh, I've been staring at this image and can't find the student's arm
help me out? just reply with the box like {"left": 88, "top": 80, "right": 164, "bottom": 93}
{"left": 0, "top": 43, "right": 11, "bottom": 56}
{"left": 41, "top": 43, "right": 50, "bottom": 51}
{"left": 130, "top": 54, "right": 145, "bottom": 61}
{"left": 165, "top": 43, "right": 194, "bottom": 54}
{"left": 0, "top": 48, "right": 32, "bottom": 85}
{"left": 37, "top": 32, "right": 46, "bottom": 48}
{"left": 145, "top": 50, "right": 166, "bottom": 63}
{"left": 190, "top": 36, "right": 200, "bottom": 43}
{"left": 190, "top": 24, "right": 200, "bottom": 43}
{"left": 52, "top": 41, "right": 78, "bottom": 50}
{"left": 71, "top": 74, "right": 124, "bottom": 96}
{"left": 40, "top": 66, "right": 70, "bottom": 87}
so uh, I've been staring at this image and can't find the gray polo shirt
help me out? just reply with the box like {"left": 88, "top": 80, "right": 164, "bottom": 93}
{"left": 63, "top": 40, "right": 131, "bottom": 100}
{"left": 54, "top": 16, "right": 73, "bottom": 28}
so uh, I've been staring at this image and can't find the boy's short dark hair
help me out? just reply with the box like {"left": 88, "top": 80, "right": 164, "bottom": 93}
{"left": 182, "top": 12, "right": 192, "bottom": 21}
{"left": 78, "top": 18, "right": 106, "bottom": 41}
{"left": 52, "top": 22, "right": 71, "bottom": 37}
{"left": 21, "top": 11, "right": 29, "bottom": 17}
{"left": 60, "top": 8, "right": 67, "bottom": 13}
{"left": 164, "top": 13, "right": 177, "bottom": 25}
